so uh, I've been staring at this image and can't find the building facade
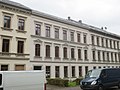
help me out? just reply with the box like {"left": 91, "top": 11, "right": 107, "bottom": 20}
{"left": 0, "top": 0, "right": 120, "bottom": 79}
{"left": 0, "top": 0, "right": 31, "bottom": 71}
{"left": 30, "top": 11, "right": 120, "bottom": 79}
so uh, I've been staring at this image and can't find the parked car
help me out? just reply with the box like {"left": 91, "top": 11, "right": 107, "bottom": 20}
{"left": 80, "top": 68, "right": 120, "bottom": 90}
{"left": 0, "top": 70, "right": 46, "bottom": 90}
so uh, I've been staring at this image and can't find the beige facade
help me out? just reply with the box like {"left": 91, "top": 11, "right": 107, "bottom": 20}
{"left": 30, "top": 11, "right": 120, "bottom": 79}
{"left": 0, "top": 0, "right": 120, "bottom": 79}
{"left": 0, "top": 1, "right": 31, "bottom": 71}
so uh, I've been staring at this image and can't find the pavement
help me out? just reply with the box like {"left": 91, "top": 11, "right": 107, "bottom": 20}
{"left": 46, "top": 84, "right": 81, "bottom": 90}
{"left": 46, "top": 84, "right": 120, "bottom": 90}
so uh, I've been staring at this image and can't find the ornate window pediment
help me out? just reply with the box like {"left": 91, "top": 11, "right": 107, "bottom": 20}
{"left": 34, "top": 39, "right": 42, "bottom": 43}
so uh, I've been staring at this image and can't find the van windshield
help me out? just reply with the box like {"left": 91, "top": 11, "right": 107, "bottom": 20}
{"left": 85, "top": 69, "right": 101, "bottom": 78}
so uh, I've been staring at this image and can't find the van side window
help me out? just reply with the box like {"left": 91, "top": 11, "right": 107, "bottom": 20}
{"left": 0, "top": 74, "right": 2, "bottom": 85}
{"left": 101, "top": 70, "right": 107, "bottom": 78}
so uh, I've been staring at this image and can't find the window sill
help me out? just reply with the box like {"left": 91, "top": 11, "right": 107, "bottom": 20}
{"left": 1, "top": 27, "right": 13, "bottom": 31}
{"left": 0, "top": 52, "right": 11, "bottom": 56}
{"left": 85, "top": 59, "right": 89, "bottom": 61}
{"left": 54, "top": 57, "right": 61, "bottom": 59}
{"left": 45, "top": 57, "right": 52, "bottom": 59}
{"left": 71, "top": 58, "right": 76, "bottom": 60}
{"left": 63, "top": 58, "right": 69, "bottom": 60}
{"left": 78, "top": 59, "right": 82, "bottom": 61}
{"left": 34, "top": 56, "right": 42, "bottom": 58}
{"left": 16, "top": 29, "right": 27, "bottom": 33}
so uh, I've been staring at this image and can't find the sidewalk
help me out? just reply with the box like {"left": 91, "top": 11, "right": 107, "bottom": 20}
{"left": 46, "top": 84, "right": 81, "bottom": 90}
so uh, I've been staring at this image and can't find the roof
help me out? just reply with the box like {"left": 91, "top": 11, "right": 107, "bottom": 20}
{"left": 0, "top": 0, "right": 31, "bottom": 11}
{"left": 1, "top": 0, "right": 120, "bottom": 39}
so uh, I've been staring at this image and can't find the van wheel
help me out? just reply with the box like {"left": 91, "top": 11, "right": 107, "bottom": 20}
{"left": 98, "top": 85, "right": 104, "bottom": 90}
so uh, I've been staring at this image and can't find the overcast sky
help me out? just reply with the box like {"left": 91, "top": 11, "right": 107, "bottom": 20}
{"left": 11, "top": 0, "right": 120, "bottom": 34}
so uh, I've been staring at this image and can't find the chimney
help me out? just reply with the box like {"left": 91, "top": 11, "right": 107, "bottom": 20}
{"left": 68, "top": 16, "right": 71, "bottom": 20}
{"left": 78, "top": 20, "right": 82, "bottom": 23}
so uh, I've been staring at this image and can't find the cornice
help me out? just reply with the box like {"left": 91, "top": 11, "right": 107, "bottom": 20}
{"left": 31, "top": 35, "right": 89, "bottom": 46}
{"left": 30, "top": 60, "right": 120, "bottom": 65}
{"left": 0, "top": 3, "right": 31, "bottom": 15}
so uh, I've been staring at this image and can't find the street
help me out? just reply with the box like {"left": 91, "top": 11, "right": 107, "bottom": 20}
{"left": 47, "top": 85, "right": 120, "bottom": 90}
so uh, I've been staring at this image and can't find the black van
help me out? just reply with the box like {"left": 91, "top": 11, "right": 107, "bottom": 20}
{"left": 80, "top": 68, "right": 120, "bottom": 90}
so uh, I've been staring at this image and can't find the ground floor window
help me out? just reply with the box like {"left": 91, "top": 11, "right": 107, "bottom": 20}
{"left": 85, "top": 66, "right": 88, "bottom": 74}
{"left": 64, "top": 66, "right": 68, "bottom": 78}
{"left": 55, "top": 66, "right": 60, "bottom": 78}
{"left": 34, "top": 66, "right": 42, "bottom": 70}
{"left": 1, "top": 65, "right": 8, "bottom": 71}
{"left": 15, "top": 65, "right": 25, "bottom": 71}
{"left": 46, "top": 66, "right": 51, "bottom": 78}
{"left": 72, "top": 66, "right": 75, "bottom": 77}
{"left": 79, "top": 66, "right": 82, "bottom": 77}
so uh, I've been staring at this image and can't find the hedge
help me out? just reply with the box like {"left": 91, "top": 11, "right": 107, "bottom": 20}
{"left": 47, "top": 78, "right": 69, "bottom": 87}
{"left": 47, "top": 77, "right": 83, "bottom": 87}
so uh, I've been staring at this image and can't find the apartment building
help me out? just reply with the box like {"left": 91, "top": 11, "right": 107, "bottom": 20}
{"left": 30, "top": 11, "right": 120, "bottom": 79}
{"left": 0, "top": 0, "right": 31, "bottom": 71}
{"left": 0, "top": 0, "right": 120, "bottom": 79}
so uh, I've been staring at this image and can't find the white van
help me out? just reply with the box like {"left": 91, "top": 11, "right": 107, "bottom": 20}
{"left": 0, "top": 70, "right": 46, "bottom": 90}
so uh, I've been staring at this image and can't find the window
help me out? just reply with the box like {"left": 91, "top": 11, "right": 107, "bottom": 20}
{"left": 18, "top": 19, "right": 25, "bottom": 30}
{"left": 98, "top": 51, "right": 101, "bottom": 61}
{"left": 84, "top": 50, "right": 88, "bottom": 60}
{"left": 55, "top": 46, "right": 59, "bottom": 58}
{"left": 15, "top": 65, "right": 25, "bottom": 71}
{"left": 72, "top": 66, "right": 75, "bottom": 77}
{"left": 115, "top": 53, "right": 117, "bottom": 62}
{"left": 91, "top": 35, "right": 94, "bottom": 45}
{"left": 78, "top": 49, "right": 81, "bottom": 59}
{"left": 92, "top": 51, "right": 96, "bottom": 61}
{"left": 77, "top": 33, "right": 81, "bottom": 42}
{"left": 118, "top": 53, "right": 120, "bottom": 62}
{"left": 35, "top": 44, "right": 40, "bottom": 56}
{"left": 106, "top": 39, "right": 108, "bottom": 48}
{"left": 101, "top": 38, "right": 104, "bottom": 47}
{"left": 103, "top": 52, "right": 105, "bottom": 61}
{"left": 34, "top": 66, "right": 42, "bottom": 70}
{"left": 93, "top": 66, "right": 96, "bottom": 69}
{"left": 17, "top": 41, "right": 24, "bottom": 53}
{"left": 46, "top": 26, "right": 50, "bottom": 37}
{"left": 63, "top": 47, "right": 67, "bottom": 58}
{"left": 83, "top": 34, "right": 87, "bottom": 43}
{"left": 55, "top": 66, "right": 60, "bottom": 78}
{"left": 4, "top": 15, "right": 11, "bottom": 28}
{"left": 63, "top": 30, "right": 67, "bottom": 40}
{"left": 97, "top": 37, "right": 99, "bottom": 46}
{"left": 46, "top": 45, "right": 50, "bottom": 57}
{"left": 55, "top": 28, "right": 59, "bottom": 39}
{"left": 85, "top": 66, "right": 88, "bottom": 74}
{"left": 1, "top": 65, "right": 8, "bottom": 71}
{"left": 2, "top": 39, "right": 10, "bottom": 52}
{"left": 107, "top": 52, "right": 109, "bottom": 62}
{"left": 35, "top": 24, "right": 41, "bottom": 35}
{"left": 71, "top": 32, "right": 74, "bottom": 41}
{"left": 117, "top": 41, "right": 119, "bottom": 49}
{"left": 79, "top": 66, "right": 82, "bottom": 77}
{"left": 64, "top": 66, "right": 68, "bottom": 78}
{"left": 71, "top": 48, "right": 74, "bottom": 59}
{"left": 111, "top": 52, "right": 114, "bottom": 62}
{"left": 46, "top": 66, "right": 51, "bottom": 78}
{"left": 113, "top": 41, "right": 116, "bottom": 49}
{"left": 110, "top": 40, "right": 112, "bottom": 48}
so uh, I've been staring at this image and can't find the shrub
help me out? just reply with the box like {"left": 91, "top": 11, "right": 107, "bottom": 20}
{"left": 68, "top": 81, "right": 76, "bottom": 87}
{"left": 47, "top": 78, "right": 69, "bottom": 87}
{"left": 73, "top": 77, "right": 83, "bottom": 85}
